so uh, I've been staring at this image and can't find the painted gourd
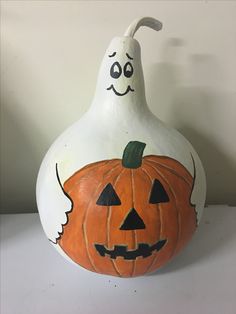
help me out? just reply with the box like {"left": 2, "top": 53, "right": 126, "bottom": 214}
{"left": 37, "top": 17, "right": 206, "bottom": 277}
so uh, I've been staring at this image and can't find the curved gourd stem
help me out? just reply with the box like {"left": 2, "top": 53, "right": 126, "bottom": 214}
{"left": 124, "top": 17, "right": 162, "bottom": 38}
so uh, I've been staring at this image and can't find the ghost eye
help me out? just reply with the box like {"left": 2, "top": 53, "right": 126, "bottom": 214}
{"left": 149, "top": 179, "right": 169, "bottom": 204}
{"left": 110, "top": 62, "right": 122, "bottom": 79}
{"left": 96, "top": 183, "right": 121, "bottom": 206}
{"left": 124, "top": 62, "right": 133, "bottom": 78}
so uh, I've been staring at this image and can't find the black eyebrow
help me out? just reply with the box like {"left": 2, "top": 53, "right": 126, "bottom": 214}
{"left": 108, "top": 52, "right": 116, "bottom": 57}
{"left": 126, "top": 53, "right": 133, "bottom": 60}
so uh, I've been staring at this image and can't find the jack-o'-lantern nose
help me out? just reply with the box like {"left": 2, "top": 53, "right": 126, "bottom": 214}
{"left": 120, "top": 208, "right": 146, "bottom": 230}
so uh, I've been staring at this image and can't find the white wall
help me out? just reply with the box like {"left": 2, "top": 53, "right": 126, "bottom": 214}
{"left": 1, "top": 0, "right": 236, "bottom": 213}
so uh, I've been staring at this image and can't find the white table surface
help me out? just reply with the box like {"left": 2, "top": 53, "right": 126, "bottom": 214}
{"left": 1, "top": 205, "right": 236, "bottom": 314}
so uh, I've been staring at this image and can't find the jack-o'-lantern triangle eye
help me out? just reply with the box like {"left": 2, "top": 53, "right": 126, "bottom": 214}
{"left": 149, "top": 179, "right": 169, "bottom": 204}
{"left": 96, "top": 183, "right": 121, "bottom": 206}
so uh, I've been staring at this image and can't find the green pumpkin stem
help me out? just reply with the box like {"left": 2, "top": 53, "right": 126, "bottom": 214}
{"left": 122, "top": 141, "right": 146, "bottom": 169}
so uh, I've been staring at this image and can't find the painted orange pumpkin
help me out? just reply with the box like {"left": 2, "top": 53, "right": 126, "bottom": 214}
{"left": 56, "top": 141, "right": 197, "bottom": 277}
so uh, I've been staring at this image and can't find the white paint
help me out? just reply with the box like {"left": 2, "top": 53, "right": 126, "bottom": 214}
{"left": 36, "top": 17, "right": 206, "bottom": 263}
{"left": 124, "top": 16, "right": 163, "bottom": 37}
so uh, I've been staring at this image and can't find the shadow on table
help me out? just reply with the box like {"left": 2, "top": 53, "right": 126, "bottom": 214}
{"left": 148, "top": 205, "right": 235, "bottom": 275}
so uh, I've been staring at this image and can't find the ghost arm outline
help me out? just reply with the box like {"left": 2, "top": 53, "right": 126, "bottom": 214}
{"left": 48, "top": 163, "right": 74, "bottom": 244}
{"left": 189, "top": 151, "right": 206, "bottom": 224}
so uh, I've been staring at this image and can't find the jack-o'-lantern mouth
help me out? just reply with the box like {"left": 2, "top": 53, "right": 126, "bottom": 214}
{"left": 106, "top": 84, "right": 134, "bottom": 96}
{"left": 94, "top": 239, "right": 167, "bottom": 260}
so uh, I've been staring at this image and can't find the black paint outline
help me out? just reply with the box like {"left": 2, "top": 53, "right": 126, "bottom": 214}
{"left": 95, "top": 239, "right": 167, "bottom": 260}
{"left": 108, "top": 52, "right": 116, "bottom": 58}
{"left": 189, "top": 153, "right": 198, "bottom": 226}
{"left": 48, "top": 164, "right": 74, "bottom": 244}
{"left": 126, "top": 53, "right": 134, "bottom": 60}
{"left": 110, "top": 61, "right": 122, "bottom": 79}
{"left": 106, "top": 84, "right": 134, "bottom": 96}
{"left": 124, "top": 62, "right": 133, "bottom": 78}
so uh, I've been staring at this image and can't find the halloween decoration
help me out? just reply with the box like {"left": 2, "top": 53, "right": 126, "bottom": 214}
{"left": 37, "top": 17, "right": 206, "bottom": 277}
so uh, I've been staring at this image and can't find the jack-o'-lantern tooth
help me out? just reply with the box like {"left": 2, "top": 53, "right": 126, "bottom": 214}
{"left": 154, "top": 239, "right": 167, "bottom": 251}
{"left": 94, "top": 244, "right": 105, "bottom": 257}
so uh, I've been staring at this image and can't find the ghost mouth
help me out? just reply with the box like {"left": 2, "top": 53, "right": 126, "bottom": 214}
{"left": 94, "top": 239, "right": 167, "bottom": 260}
{"left": 106, "top": 84, "right": 134, "bottom": 96}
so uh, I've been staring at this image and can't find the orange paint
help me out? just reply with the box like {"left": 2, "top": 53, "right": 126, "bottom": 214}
{"left": 57, "top": 142, "right": 197, "bottom": 277}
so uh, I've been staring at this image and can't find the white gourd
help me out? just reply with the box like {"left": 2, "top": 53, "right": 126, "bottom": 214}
{"left": 36, "top": 17, "right": 206, "bottom": 267}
